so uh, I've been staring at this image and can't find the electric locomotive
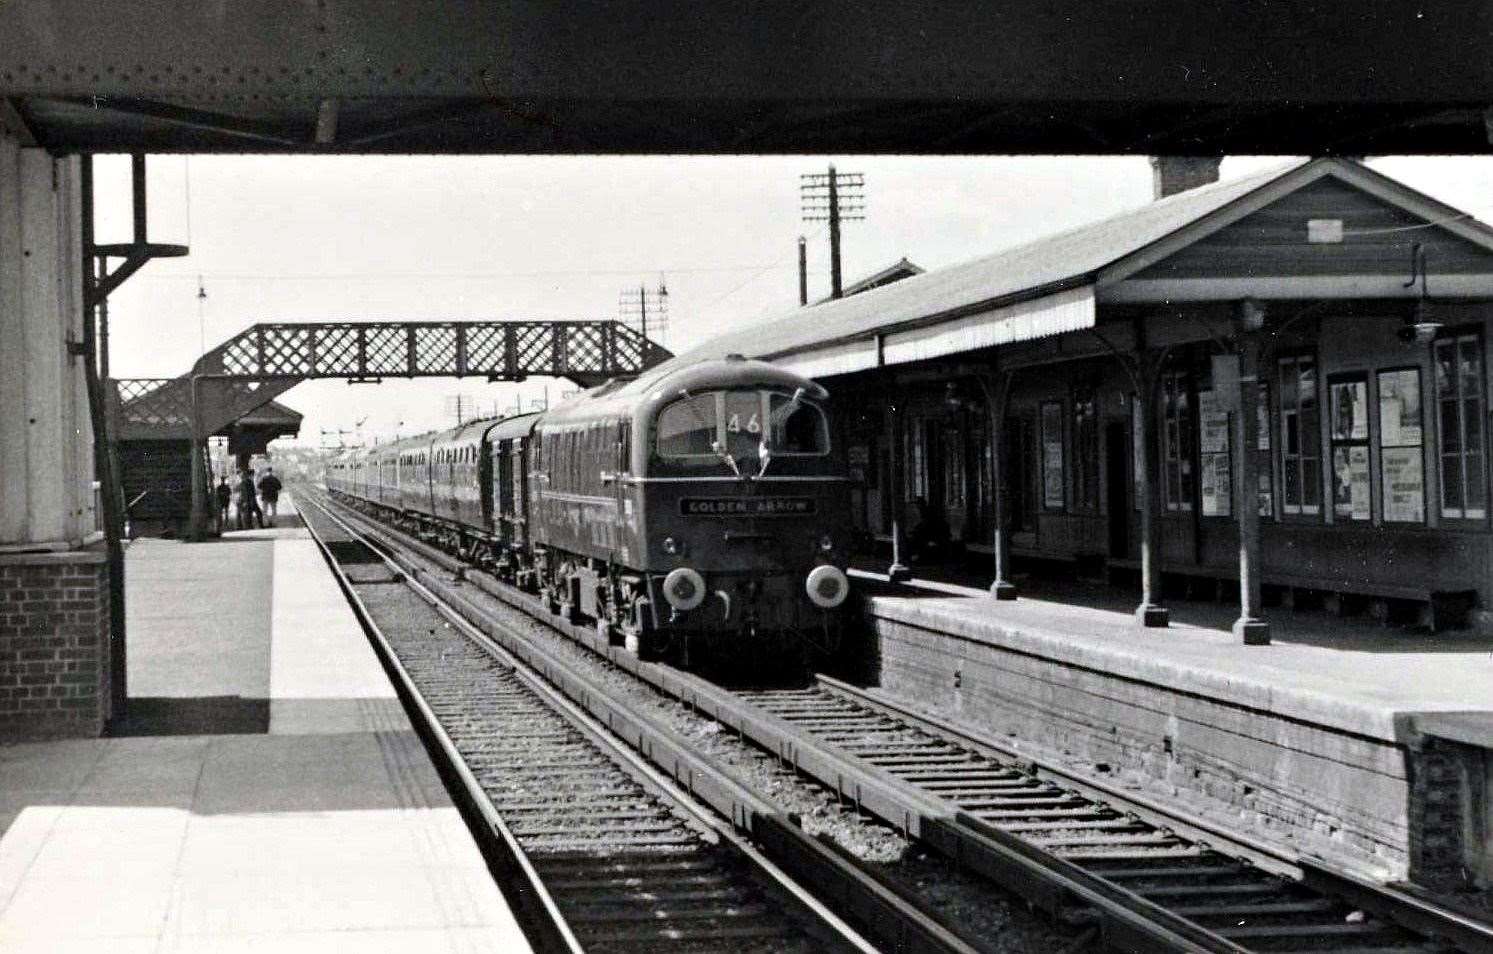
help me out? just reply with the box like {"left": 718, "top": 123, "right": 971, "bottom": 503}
{"left": 326, "top": 354, "right": 851, "bottom": 660}
{"left": 526, "top": 353, "right": 850, "bottom": 657}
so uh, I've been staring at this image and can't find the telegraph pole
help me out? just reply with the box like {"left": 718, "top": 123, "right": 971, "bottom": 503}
{"left": 619, "top": 280, "right": 669, "bottom": 344}
{"left": 798, "top": 236, "right": 808, "bottom": 305}
{"left": 800, "top": 165, "right": 864, "bottom": 300}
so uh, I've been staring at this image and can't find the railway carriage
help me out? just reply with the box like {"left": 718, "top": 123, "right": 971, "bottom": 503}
{"left": 327, "top": 354, "right": 851, "bottom": 660}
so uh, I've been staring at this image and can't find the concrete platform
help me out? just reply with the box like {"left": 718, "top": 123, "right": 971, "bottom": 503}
{"left": 0, "top": 495, "right": 531, "bottom": 953}
{"left": 851, "top": 563, "right": 1493, "bottom": 892}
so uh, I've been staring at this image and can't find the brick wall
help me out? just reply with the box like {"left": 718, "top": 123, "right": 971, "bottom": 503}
{"left": 0, "top": 550, "right": 111, "bottom": 740}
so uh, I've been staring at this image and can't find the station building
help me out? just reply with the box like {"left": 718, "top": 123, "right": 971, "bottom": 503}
{"left": 678, "top": 157, "right": 1493, "bottom": 638}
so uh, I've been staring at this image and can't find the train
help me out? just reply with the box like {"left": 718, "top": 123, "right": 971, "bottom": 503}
{"left": 324, "top": 354, "right": 852, "bottom": 660}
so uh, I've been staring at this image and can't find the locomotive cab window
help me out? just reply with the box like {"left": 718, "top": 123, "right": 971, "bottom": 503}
{"left": 657, "top": 394, "right": 719, "bottom": 457}
{"left": 656, "top": 390, "right": 829, "bottom": 462}
{"left": 768, "top": 392, "right": 829, "bottom": 455}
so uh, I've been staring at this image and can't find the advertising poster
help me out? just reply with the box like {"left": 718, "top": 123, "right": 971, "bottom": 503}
{"left": 1200, "top": 452, "right": 1232, "bottom": 516}
{"left": 1257, "top": 382, "right": 1271, "bottom": 450}
{"left": 1378, "top": 369, "right": 1422, "bottom": 447}
{"left": 1331, "top": 445, "right": 1371, "bottom": 520}
{"left": 1041, "top": 402, "right": 1064, "bottom": 509}
{"left": 1258, "top": 469, "right": 1273, "bottom": 517}
{"left": 1331, "top": 380, "right": 1368, "bottom": 441}
{"left": 1198, "top": 389, "right": 1229, "bottom": 454}
{"left": 1382, "top": 446, "right": 1425, "bottom": 523}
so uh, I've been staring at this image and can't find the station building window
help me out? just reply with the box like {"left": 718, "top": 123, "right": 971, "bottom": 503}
{"left": 1435, "top": 332, "right": 1487, "bottom": 521}
{"left": 1278, "top": 355, "right": 1321, "bottom": 516}
{"left": 1161, "top": 370, "right": 1194, "bottom": 513}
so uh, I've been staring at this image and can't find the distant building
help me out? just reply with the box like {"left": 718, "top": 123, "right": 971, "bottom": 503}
{"left": 816, "top": 258, "right": 924, "bottom": 304}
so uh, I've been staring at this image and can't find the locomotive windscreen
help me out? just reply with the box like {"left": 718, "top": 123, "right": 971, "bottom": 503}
{"left": 656, "top": 390, "right": 828, "bottom": 464}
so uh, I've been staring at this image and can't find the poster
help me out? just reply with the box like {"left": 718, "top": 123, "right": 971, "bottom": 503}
{"left": 1331, "top": 445, "right": 1371, "bottom": 520}
{"left": 1381, "top": 446, "right": 1425, "bottom": 523}
{"left": 1257, "top": 382, "right": 1271, "bottom": 450}
{"left": 1378, "top": 369, "right": 1422, "bottom": 447}
{"left": 1258, "top": 469, "right": 1273, "bottom": 517}
{"left": 1198, "top": 389, "right": 1230, "bottom": 454}
{"left": 1041, "top": 402, "right": 1064, "bottom": 509}
{"left": 1330, "top": 380, "right": 1368, "bottom": 441}
{"left": 1200, "top": 452, "right": 1232, "bottom": 516}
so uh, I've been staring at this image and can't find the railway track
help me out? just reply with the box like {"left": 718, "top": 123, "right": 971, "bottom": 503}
{"left": 309, "top": 488, "right": 1493, "bottom": 954}
{"left": 298, "top": 494, "right": 977, "bottom": 954}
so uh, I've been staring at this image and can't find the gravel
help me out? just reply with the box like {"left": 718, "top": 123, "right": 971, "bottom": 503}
{"left": 425, "top": 569, "right": 1089, "bottom": 953}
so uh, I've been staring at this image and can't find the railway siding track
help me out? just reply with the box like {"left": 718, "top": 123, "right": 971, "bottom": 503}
{"left": 314, "top": 489, "right": 1493, "bottom": 954}
{"left": 299, "top": 494, "right": 979, "bottom": 954}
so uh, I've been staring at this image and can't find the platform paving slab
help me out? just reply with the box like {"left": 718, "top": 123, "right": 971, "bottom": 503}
{"left": 0, "top": 493, "right": 530, "bottom": 953}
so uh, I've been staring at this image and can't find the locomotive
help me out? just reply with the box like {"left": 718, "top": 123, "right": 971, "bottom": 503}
{"left": 325, "top": 354, "right": 852, "bottom": 659}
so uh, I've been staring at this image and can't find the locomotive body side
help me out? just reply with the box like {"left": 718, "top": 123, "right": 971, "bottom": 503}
{"left": 526, "top": 357, "right": 851, "bottom": 652}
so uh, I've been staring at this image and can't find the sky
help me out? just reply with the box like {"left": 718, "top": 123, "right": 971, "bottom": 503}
{"left": 92, "top": 153, "right": 1493, "bottom": 447}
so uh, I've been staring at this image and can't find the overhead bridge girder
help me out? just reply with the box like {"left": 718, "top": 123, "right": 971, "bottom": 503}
{"left": 113, "top": 319, "right": 671, "bottom": 440}
{"left": 110, "top": 319, "right": 672, "bottom": 541}
{"left": 196, "top": 320, "right": 669, "bottom": 386}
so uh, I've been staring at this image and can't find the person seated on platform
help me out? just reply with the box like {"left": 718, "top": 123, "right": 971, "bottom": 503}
{"left": 257, "top": 467, "right": 284, "bottom": 528}
{"left": 906, "top": 497, "right": 950, "bottom": 565}
{"left": 237, "top": 468, "right": 264, "bottom": 530}
{"left": 215, "top": 475, "right": 232, "bottom": 531}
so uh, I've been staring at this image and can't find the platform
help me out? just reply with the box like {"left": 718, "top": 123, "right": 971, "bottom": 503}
{"left": 850, "top": 561, "right": 1493, "bottom": 892}
{"left": 0, "top": 495, "right": 531, "bottom": 953}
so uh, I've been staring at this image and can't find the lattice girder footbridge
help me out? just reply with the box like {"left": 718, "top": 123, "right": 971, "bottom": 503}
{"left": 110, "top": 319, "right": 672, "bottom": 441}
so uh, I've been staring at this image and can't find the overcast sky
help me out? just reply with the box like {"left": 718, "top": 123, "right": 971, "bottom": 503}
{"left": 91, "top": 154, "right": 1493, "bottom": 447}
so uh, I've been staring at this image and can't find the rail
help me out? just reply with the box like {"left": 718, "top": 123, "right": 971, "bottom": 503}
{"left": 315, "top": 486, "right": 1493, "bottom": 954}
{"left": 300, "top": 491, "right": 975, "bottom": 954}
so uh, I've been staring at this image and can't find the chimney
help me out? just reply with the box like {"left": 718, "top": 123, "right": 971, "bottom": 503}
{"left": 1150, "top": 156, "right": 1222, "bottom": 199}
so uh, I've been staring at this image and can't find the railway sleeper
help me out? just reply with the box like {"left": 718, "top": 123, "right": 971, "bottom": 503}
{"left": 993, "top": 818, "right": 1144, "bottom": 835}
{"left": 1215, "top": 920, "right": 1404, "bottom": 942}
{"left": 528, "top": 855, "right": 728, "bottom": 878}
{"left": 1138, "top": 880, "right": 1295, "bottom": 899}
{"left": 1172, "top": 898, "right": 1342, "bottom": 921}
{"left": 564, "top": 901, "right": 777, "bottom": 925}
{"left": 543, "top": 871, "right": 742, "bottom": 892}
{"left": 510, "top": 820, "right": 690, "bottom": 839}
{"left": 522, "top": 834, "right": 703, "bottom": 853}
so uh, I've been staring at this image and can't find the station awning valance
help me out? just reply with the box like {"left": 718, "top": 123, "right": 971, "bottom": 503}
{"left": 778, "top": 284, "right": 1096, "bottom": 379}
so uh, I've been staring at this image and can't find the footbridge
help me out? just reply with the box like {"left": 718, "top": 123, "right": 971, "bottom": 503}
{"left": 108, "top": 318, "right": 671, "bottom": 538}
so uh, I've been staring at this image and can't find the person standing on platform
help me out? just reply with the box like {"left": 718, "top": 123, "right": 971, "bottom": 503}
{"left": 258, "top": 467, "right": 283, "bottom": 528}
{"left": 215, "top": 476, "right": 232, "bottom": 531}
{"left": 238, "top": 469, "right": 264, "bottom": 530}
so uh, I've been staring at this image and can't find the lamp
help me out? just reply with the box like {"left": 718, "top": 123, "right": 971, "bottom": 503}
{"left": 1399, "top": 242, "right": 1442, "bottom": 345}
{"left": 1234, "top": 297, "right": 1266, "bottom": 334}
{"left": 1400, "top": 299, "right": 1442, "bottom": 345}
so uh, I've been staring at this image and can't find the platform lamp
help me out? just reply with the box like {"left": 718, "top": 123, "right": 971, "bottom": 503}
{"left": 1399, "top": 242, "right": 1443, "bottom": 345}
{"left": 1234, "top": 296, "right": 1267, "bottom": 335}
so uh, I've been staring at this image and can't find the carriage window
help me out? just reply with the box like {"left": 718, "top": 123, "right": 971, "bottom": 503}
{"left": 768, "top": 393, "right": 829, "bottom": 454}
{"left": 657, "top": 394, "right": 719, "bottom": 457}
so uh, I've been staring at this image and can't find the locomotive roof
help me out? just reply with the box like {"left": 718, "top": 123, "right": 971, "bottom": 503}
{"left": 431, "top": 418, "right": 500, "bottom": 450}
{"left": 489, "top": 412, "right": 541, "bottom": 441}
{"left": 539, "top": 356, "right": 827, "bottom": 429}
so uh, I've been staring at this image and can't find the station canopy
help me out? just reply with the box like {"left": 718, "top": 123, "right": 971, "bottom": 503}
{"left": 649, "top": 158, "right": 1493, "bottom": 382}
{"left": 3, "top": 3, "right": 1493, "bottom": 154}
